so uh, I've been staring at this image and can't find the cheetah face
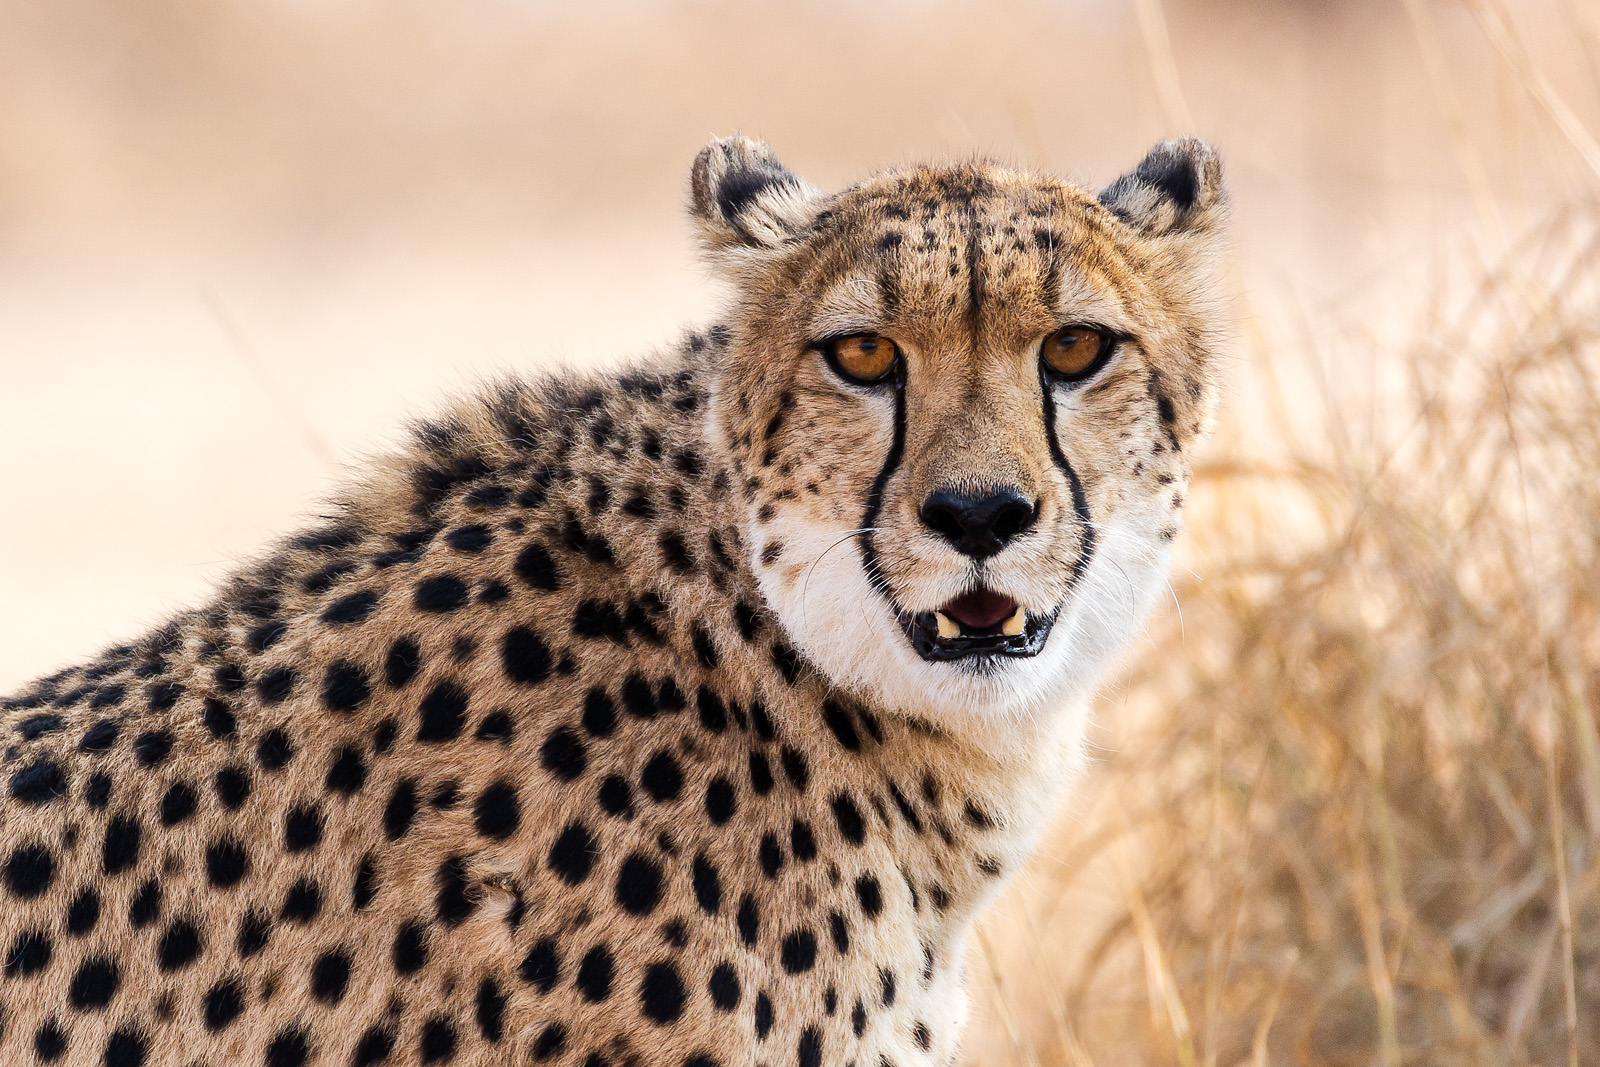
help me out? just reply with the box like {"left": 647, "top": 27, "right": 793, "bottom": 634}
{"left": 699, "top": 136, "right": 1228, "bottom": 724}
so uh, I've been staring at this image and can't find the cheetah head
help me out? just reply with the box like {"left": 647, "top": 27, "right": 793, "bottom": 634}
{"left": 699, "top": 135, "right": 1228, "bottom": 725}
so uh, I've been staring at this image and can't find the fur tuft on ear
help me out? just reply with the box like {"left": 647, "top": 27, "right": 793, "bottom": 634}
{"left": 1098, "top": 138, "right": 1225, "bottom": 235}
{"left": 690, "top": 134, "right": 823, "bottom": 253}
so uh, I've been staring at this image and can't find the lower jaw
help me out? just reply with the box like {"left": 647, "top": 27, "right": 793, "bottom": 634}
{"left": 899, "top": 607, "right": 1059, "bottom": 663}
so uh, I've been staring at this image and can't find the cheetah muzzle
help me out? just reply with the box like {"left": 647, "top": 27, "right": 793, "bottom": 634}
{"left": 1, "top": 134, "right": 1227, "bottom": 1067}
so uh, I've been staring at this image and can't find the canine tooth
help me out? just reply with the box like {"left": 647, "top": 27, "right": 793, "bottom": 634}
{"left": 1001, "top": 606, "right": 1026, "bottom": 637}
{"left": 934, "top": 611, "right": 961, "bottom": 639}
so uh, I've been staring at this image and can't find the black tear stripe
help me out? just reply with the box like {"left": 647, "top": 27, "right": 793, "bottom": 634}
{"left": 857, "top": 362, "right": 909, "bottom": 602}
{"left": 1038, "top": 365, "right": 1098, "bottom": 587}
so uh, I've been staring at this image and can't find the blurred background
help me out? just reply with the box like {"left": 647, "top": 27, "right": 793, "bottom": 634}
{"left": 4, "top": 0, "right": 1600, "bottom": 1062}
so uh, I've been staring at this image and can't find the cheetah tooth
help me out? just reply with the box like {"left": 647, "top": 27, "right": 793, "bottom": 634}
{"left": 934, "top": 611, "right": 961, "bottom": 639}
{"left": 1001, "top": 606, "right": 1027, "bottom": 637}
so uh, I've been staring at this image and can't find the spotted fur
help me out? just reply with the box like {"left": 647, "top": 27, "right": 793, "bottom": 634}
{"left": 0, "top": 135, "right": 1227, "bottom": 1067}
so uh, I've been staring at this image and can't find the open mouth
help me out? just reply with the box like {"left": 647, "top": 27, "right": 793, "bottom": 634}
{"left": 899, "top": 587, "right": 1058, "bottom": 662}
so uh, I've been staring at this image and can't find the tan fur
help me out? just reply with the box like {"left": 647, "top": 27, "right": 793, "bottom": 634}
{"left": 0, "top": 136, "right": 1226, "bottom": 1067}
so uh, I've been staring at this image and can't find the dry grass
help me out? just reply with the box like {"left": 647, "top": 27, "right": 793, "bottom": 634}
{"left": 970, "top": 212, "right": 1600, "bottom": 1066}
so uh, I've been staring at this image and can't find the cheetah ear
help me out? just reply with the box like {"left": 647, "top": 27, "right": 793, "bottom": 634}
{"left": 1098, "top": 138, "right": 1225, "bottom": 236}
{"left": 690, "top": 134, "right": 824, "bottom": 254}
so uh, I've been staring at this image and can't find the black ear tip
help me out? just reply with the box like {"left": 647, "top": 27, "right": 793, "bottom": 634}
{"left": 1135, "top": 138, "right": 1219, "bottom": 210}
{"left": 1099, "top": 137, "right": 1223, "bottom": 231}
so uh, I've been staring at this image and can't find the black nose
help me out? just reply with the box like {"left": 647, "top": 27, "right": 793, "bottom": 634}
{"left": 918, "top": 487, "right": 1038, "bottom": 559}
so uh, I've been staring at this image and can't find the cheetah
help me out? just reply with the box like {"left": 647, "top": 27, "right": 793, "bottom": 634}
{"left": 0, "top": 134, "right": 1227, "bottom": 1067}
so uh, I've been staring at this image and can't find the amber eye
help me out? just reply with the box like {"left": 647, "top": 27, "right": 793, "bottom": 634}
{"left": 1041, "top": 325, "right": 1113, "bottom": 381}
{"left": 823, "top": 334, "right": 900, "bottom": 385}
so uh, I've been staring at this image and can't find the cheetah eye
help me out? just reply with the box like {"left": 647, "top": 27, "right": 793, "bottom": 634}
{"left": 1040, "top": 325, "right": 1114, "bottom": 383}
{"left": 821, "top": 334, "right": 900, "bottom": 386}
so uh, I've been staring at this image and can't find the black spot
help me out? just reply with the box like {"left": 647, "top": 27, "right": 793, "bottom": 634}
{"left": 202, "top": 700, "right": 236, "bottom": 739}
{"left": 431, "top": 779, "right": 461, "bottom": 809}
{"left": 103, "top": 1026, "right": 147, "bottom": 1067}
{"left": 709, "top": 963, "right": 740, "bottom": 1010}
{"left": 597, "top": 775, "right": 633, "bottom": 817}
{"left": 737, "top": 894, "right": 760, "bottom": 946}
{"left": 101, "top": 816, "right": 141, "bottom": 876}
{"left": 9, "top": 757, "right": 67, "bottom": 805}
{"left": 204, "top": 977, "right": 245, "bottom": 1031}
{"left": 754, "top": 991, "right": 774, "bottom": 1039}
{"left": 256, "top": 728, "right": 295, "bottom": 770}
{"left": 79, "top": 719, "right": 120, "bottom": 752}
{"left": 582, "top": 688, "right": 617, "bottom": 736}
{"left": 830, "top": 911, "right": 850, "bottom": 953}
{"left": 540, "top": 727, "right": 587, "bottom": 780}
{"left": 639, "top": 960, "right": 686, "bottom": 1024}
{"left": 781, "top": 928, "right": 817, "bottom": 973}
{"left": 696, "top": 688, "right": 727, "bottom": 732}
{"left": 325, "top": 747, "right": 367, "bottom": 795}
{"left": 34, "top": 1018, "right": 68, "bottom": 1061}
{"left": 5, "top": 928, "right": 51, "bottom": 976}
{"left": 658, "top": 531, "right": 695, "bottom": 573}
{"left": 155, "top": 919, "right": 202, "bottom": 971}
{"left": 691, "top": 853, "right": 721, "bottom": 915}
{"left": 640, "top": 751, "right": 683, "bottom": 803}
{"left": 614, "top": 852, "right": 663, "bottom": 915}
{"left": 520, "top": 937, "right": 560, "bottom": 992}
{"left": 798, "top": 1025, "right": 823, "bottom": 1067}
{"left": 353, "top": 854, "right": 378, "bottom": 910}
{"left": 832, "top": 793, "right": 867, "bottom": 845}
{"left": 205, "top": 838, "right": 249, "bottom": 888}
{"left": 385, "top": 780, "right": 419, "bottom": 840}
{"left": 790, "top": 820, "right": 818, "bottom": 862}
{"left": 748, "top": 752, "right": 774, "bottom": 795}
{"left": 351, "top": 1027, "right": 395, "bottom": 1067}
{"left": 703, "top": 776, "right": 737, "bottom": 824}
{"left": 475, "top": 710, "right": 514, "bottom": 742}
{"left": 476, "top": 977, "right": 506, "bottom": 1042}
{"left": 515, "top": 542, "right": 560, "bottom": 590}
{"left": 158, "top": 782, "right": 197, "bottom": 826}
{"left": 236, "top": 911, "right": 272, "bottom": 956}
{"left": 576, "top": 944, "right": 614, "bottom": 1002}
{"left": 414, "top": 575, "right": 469, "bottom": 612}
{"left": 822, "top": 701, "right": 861, "bottom": 751}
{"left": 532, "top": 1024, "right": 567, "bottom": 1061}
{"left": 257, "top": 666, "right": 297, "bottom": 704}
{"left": 758, "top": 834, "right": 784, "bottom": 879}
{"left": 248, "top": 621, "right": 288, "bottom": 654}
{"left": 89, "top": 683, "right": 126, "bottom": 708}
{"left": 321, "top": 661, "right": 371, "bottom": 713}
{"left": 392, "top": 921, "right": 429, "bottom": 974}
{"left": 474, "top": 780, "right": 521, "bottom": 839}
{"left": 128, "top": 878, "right": 161, "bottom": 927}
{"left": 502, "top": 627, "right": 552, "bottom": 686}
{"left": 879, "top": 966, "right": 897, "bottom": 1005}
{"left": 750, "top": 702, "right": 775, "bottom": 740}
{"left": 435, "top": 856, "right": 481, "bottom": 925}
{"left": 780, "top": 747, "right": 810, "bottom": 791}
{"left": 312, "top": 953, "right": 353, "bottom": 1004}
{"left": 145, "top": 681, "right": 182, "bottom": 711}
{"left": 548, "top": 822, "right": 598, "bottom": 885}
{"left": 572, "top": 599, "right": 628, "bottom": 644}
{"left": 284, "top": 804, "right": 324, "bottom": 853}
{"left": 280, "top": 878, "right": 322, "bottom": 924}
{"left": 215, "top": 766, "right": 251, "bottom": 809}
{"left": 265, "top": 1025, "right": 310, "bottom": 1067}
{"left": 68, "top": 956, "right": 119, "bottom": 1009}
{"left": 852, "top": 999, "right": 868, "bottom": 1037}
{"left": 417, "top": 680, "right": 469, "bottom": 742}
{"left": 372, "top": 718, "right": 398, "bottom": 753}
{"left": 384, "top": 638, "right": 422, "bottom": 688}
{"left": 620, "top": 675, "right": 659, "bottom": 720}
{"left": 66, "top": 888, "right": 100, "bottom": 936}
{"left": 322, "top": 590, "right": 379, "bottom": 625}
{"left": 419, "top": 1017, "right": 456, "bottom": 1064}
{"left": 856, "top": 874, "right": 883, "bottom": 917}
{"left": 446, "top": 524, "right": 492, "bottom": 552}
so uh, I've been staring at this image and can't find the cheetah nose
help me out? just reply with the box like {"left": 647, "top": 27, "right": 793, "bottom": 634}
{"left": 918, "top": 487, "right": 1038, "bottom": 559}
